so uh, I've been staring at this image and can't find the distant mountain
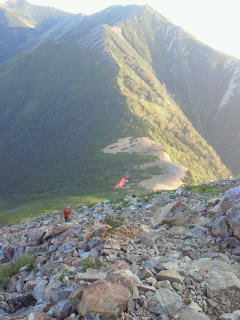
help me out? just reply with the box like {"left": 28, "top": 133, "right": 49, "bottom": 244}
{"left": 119, "top": 7, "right": 240, "bottom": 175}
{"left": 0, "top": 0, "right": 72, "bottom": 62}
{"left": 0, "top": 4, "right": 238, "bottom": 194}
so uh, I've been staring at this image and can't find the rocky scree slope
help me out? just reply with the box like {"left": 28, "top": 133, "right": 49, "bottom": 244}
{"left": 1, "top": 178, "right": 240, "bottom": 319}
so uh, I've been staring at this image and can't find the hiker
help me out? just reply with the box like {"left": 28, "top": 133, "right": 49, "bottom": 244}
{"left": 63, "top": 206, "right": 71, "bottom": 222}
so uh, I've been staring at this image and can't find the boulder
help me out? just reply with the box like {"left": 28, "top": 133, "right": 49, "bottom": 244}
{"left": 78, "top": 274, "right": 133, "bottom": 318}
{"left": 49, "top": 287, "right": 73, "bottom": 304}
{"left": 178, "top": 307, "right": 210, "bottom": 320}
{"left": 42, "top": 224, "right": 74, "bottom": 241}
{"left": 219, "top": 310, "right": 240, "bottom": 320}
{"left": 44, "top": 278, "right": 62, "bottom": 302}
{"left": 148, "top": 288, "right": 183, "bottom": 316}
{"left": 212, "top": 216, "right": 230, "bottom": 238}
{"left": 139, "top": 232, "right": 157, "bottom": 248}
{"left": 69, "top": 284, "right": 89, "bottom": 310}
{"left": 191, "top": 258, "right": 235, "bottom": 275}
{"left": 156, "top": 270, "right": 183, "bottom": 283}
{"left": 32, "top": 280, "right": 48, "bottom": 303}
{"left": 226, "top": 237, "right": 240, "bottom": 248}
{"left": 59, "top": 241, "right": 76, "bottom": 254}
{"left": 219, "top": 194, "right": 240, "bottom": 215}
{"left": 28, "top": 229, "right": 46, "bottom": 245}
{"left": 0, "top": 292, "right": 36, "bottom": 313}
{"left": 75, "top": 269, "right": 107, "bottom": 283}
{"left": 28, "top": 311, "right": 54, "bottom": 320}
{"left": 225, "top": 187, "right": 240, "bottom": 196}
{"left": 206, "top": 271, "right": 240, "bottom": 292}
{"left": 153, "top": 201, "right": 192, "bottom": 227}
{"left": 0, "top": 245, "right": 14, "bottom": 262}
{"left": 233, "top": 247, "right": 240, "bottom": 256}
{"left": 227, "top": 206, "right": 240, "bottom": 239}
{"left": 54, "top": 299, "right": 73, "bottom": 320}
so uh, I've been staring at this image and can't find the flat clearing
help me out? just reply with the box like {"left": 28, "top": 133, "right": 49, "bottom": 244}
{"left": 103, "top": 137, "right": 187, "bottom": 191}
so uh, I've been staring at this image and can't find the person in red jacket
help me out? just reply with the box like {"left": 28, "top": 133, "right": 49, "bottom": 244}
{"left": 63, "top": 206, "right": 71, "bottom": 222}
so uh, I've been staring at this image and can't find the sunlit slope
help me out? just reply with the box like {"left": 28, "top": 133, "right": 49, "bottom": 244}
{"left": 0, "top": 5, "right": 231, "bottom": 195}
{"left": 115, "top": 6, "right": 240, "bottom": 174}
{"left": 104, "top": 24, "right": 230, "bottom": 183}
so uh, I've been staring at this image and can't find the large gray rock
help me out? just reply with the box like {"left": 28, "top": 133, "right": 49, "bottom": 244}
{"left": 44, "top": 278, "right": 62, "bottom": 302}
{"left": 28, "top": 311, "right": 54, "bottom": 320}
{"left": 49, "top": 287, "right": 73, "bottom": 304}
{"left": 156, "top": 270, "right": 183, "bottom": 283}
{"left": 227, "top": 206, "right": 240, "bottom": 239}
{"left": 42, "top": 223, "right": 74, "bottom": 241}
{"left": 206, "top": 271, "right": 240, "bottom": 292}
{"left": 191, "top": 258, "right": 235, "bottom": 275}
{"left": 226, "top": 237, "right": 240, "bottom": 248}
{"left": 59, "top": 240, "right": 76, "bottom": 254}
{"left": 32, "top": 280, "right": 48, "bottom": 302}
{"left": 75, "top": 269, "right": 107, "bottom": 283}
{"left": 78, "top": 274, "right": 133, "bottom": 318}
{"left": 12, "top": 246, "right": 25, "bottom": 260}
{"left": 28, "top": 229, "right": 46, "bottom": 244}
{"left": 54, "top": 299, "right": 73, "bottom": 320}
{"left": 0, "top": 292, "right": 36, "bottom": 313}
{"left": 212, "top": 216, "right": 230, "bottom": 238}
{"left": 0, "top": 245, "right": 14, "bottom": 262}
{"left": 178, "top": 307, "right": 210, "bottom": 320}
{"left": 153, "top": 201, "right": 192, "bottom": 227}
{"left": 225, "top": 187, "right": 240, "bottom": 196}
{"left": 233, "top": 247, "right": 240, "bottom": 256}
{"left": 148, "top": 288, "right": 183, "bottom": 315}
{"left": 219, "top": 310, "right": 240, "bottom": 320}
{"left": 219, "top": 194, "right": 240, "bottom": 215}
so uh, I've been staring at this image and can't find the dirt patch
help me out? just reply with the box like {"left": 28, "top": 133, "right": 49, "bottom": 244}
{"left": 103, "top": 137, "right": 187, "bottom": 191}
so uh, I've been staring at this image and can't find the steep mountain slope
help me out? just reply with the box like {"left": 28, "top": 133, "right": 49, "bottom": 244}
{"left": 0, "top": 0, "right": 72, "bottom": 63}
{"left": 115, "top": 6, "right": 240, "bottom": 174}
{"left": 0, "top": 5, "right": 231, "bottom": 195}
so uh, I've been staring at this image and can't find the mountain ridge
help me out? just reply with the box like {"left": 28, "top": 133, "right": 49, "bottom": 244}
{"left": 0, "top": 0, "right": 73, "bottom": 62}
{"left": 0, "top": 4, "right": 239, "bottom": 195}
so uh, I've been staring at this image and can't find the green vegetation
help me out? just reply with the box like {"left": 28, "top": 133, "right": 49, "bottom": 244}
{"left": 105, "top": 215, "right": 125, "bottom": 229}
{"left": 0, "top": 190, "right": 130, "bottom": 225}
{"left": 138, "top": 191, "right": 157, "bottom": 203}
{"left": 0, "top": 4, "right": 235, "bottom": 224}
{"left": 0, "top": 254, "right": 35, "bottom": 287}
{"left": 57, "top": 268, "right": 76, "bottom": 281}
{"left": 185, "top": 184, "right": 218, "bottom": 193}
{"left": 80, "top": 257, "right": 106, "bottom": 273}
{"left": 104, "top": 18, "right": 230, "bottom": 184}
{"left": 144, "top": 166, "right": 165, "bottom": 176}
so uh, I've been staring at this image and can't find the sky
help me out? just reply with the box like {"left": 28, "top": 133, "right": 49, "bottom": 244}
{"left": 3, "top": 0, "right": 240, "bottom": 59}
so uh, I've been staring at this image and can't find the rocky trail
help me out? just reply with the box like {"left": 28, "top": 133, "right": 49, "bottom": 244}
{"left": 0, "top": 178, "right": 240, "bottom": 319}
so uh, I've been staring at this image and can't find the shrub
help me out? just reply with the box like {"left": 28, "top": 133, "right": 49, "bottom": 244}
{"left": 105, "top": 215, "right": 124, "bottom": 229}
{"left": 0, "top": 254, "right": 35, "bottom": 287}
{"left": 80, "top": 257, "right": 106, "bottom": 273}
{"left": 185, "top": 184, "right": 217, "bottom": 193}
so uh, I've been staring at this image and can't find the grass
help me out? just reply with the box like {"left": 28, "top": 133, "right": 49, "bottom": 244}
{"left": 184, "top": 184, "right": 218, "bottom": 193}
{"left": 105, "top": 215, "right": 125, "bottom": 229}
{"left": 80, "top": 257, "right": 106, "bottom": 273}
{"left": 0, "top": 190, "right": 130, "bottom": 225}
{"left": 0, "top": 254, "right": 35, "bottom": 287}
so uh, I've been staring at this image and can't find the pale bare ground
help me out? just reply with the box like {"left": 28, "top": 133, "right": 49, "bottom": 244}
{"left": 102, "top": 137, "right": 187, "bottom": 191}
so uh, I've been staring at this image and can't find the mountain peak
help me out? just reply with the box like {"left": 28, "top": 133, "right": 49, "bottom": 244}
{"left": 5, "top": 0, "right": 28, "bottom": 8}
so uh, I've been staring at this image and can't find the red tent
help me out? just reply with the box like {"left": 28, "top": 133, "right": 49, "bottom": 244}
{"left": 114, "top": 175, "right": 129, "bottom": 189}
